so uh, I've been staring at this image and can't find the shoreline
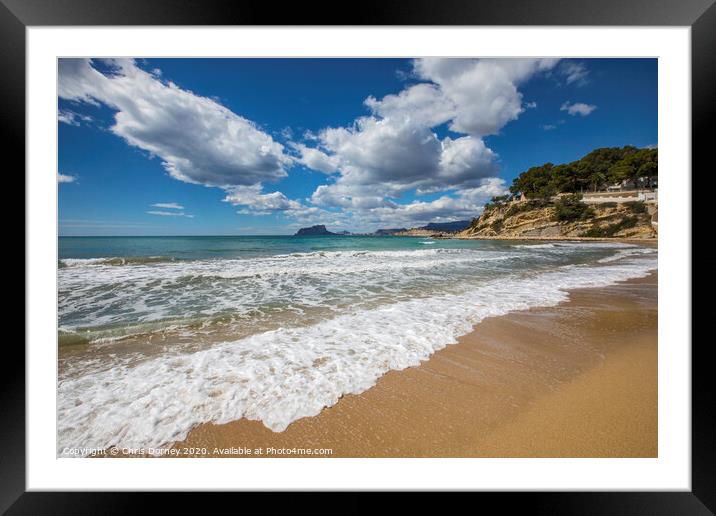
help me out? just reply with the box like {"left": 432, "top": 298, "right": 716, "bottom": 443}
{"left": 170, "top": 270, "right": 657, "bottom": 458}
{"left": 452, "top": 235, "right": 657, "bottom": 243}
{"left": 434, "top": 235, "right": 657, "bottom": 243}
{"left": 387, "top": 233, "right": 657, "bottom": 244}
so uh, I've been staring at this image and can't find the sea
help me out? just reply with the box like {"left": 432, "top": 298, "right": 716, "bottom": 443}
{"left": 57, "top": 235, "right": 657, "bottom": 455}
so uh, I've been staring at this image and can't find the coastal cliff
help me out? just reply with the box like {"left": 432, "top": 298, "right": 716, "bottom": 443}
{"left": 392, "top": 220, "right": 471, "bottom": 237}
{"left": 459, "top": 197, "right": 657, "bottom": 239}
{"left": 393, "top": 229, "right": 448, "bottom": 237}
{"left": 455, "top": 145, "right": 659, "bottom": 239}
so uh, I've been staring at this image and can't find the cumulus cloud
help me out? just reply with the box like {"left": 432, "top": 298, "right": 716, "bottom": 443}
{"left": 430, "top": 136, "right": 499, "bottom": 193}
{"left": 560, "top": 101, "right": 597, "bottom": 116}
{"left": 364, "top": 82, "right": 455, "bottom": 128}
{"left": 316, "top": 117, "right": 444, "bottom": 192}
{"left": 295, "top": 58, "right": 553, "bottom": 223}
{"left": 58, "top": 173, "right": 77, "bottom": 183}
{"left": 223, "top": 184, "right": 305, "bottom": 216}
{"left": 224, "top": 186, "right": 345, "bottom": 227}
{"left": 58, "top": 58, "right": 291, "bottom": 188}
{"left": 290, "top": 142, "right": 340, "bottom": 174}
{"left": 349, "top": 177, "right": 510, "bottom": 229}
{"left": 413, "top": 58, "right": 558, "bottom": 136}
{"left": 310, "top": 184, "right": 398, "bottom": 210}
{"left": 60, "top": 58, "right": 552, "bottom": 231}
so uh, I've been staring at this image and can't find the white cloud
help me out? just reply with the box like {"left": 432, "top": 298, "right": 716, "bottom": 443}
{"left": 310, "top": 184, "right": 397, "bottom": 210}
{"left": 460, "top": 177, "right": 511, "bottom": 202}
{"left": 315, "top": 117, "right": 444, "bottom": 192}
{"left": 302, "top": 129, "right": 319, "bottom": 141}
{"left": 541, "top": 124, "right": 557, "bottom": 131}
{"left": 295, "top": 58, "right": 551, "bottom": 220}
{"left": 58, "top": 173, "right": 77, "bottom": 183}
{"left": 364, "top": 82, "right": 455, "bottom": 128}
{"left": 58, "top": 111, "right": 78, "bottom": 126}
{"left": 58, "top": 109, "right": 94, "bottom": 126}
{"left": 413, "top": 58, "right": 558, "bottom": 136}
{"left": 152, "top": 202, "right": 184, "bottom": 210}
{"left": 60, "top": 58, "right": 550, "bottom": 231}
{"left": 58, "top": 58, "right": 292, "bottom": 188}
{"left": 290, "top": 142, "right": 340, "bottom": 174}
{"left": 560, "top": 101, "right": 597, "bottom": 116}
{"left": 430, "top": 136, "right": 498, "bottom": 193}
{"left": 350, "top": 178, "right": 510, "bottom": 229}
{"left": 560, "top": 61, "right": 590, "bottom": 86}
{"left": 147, "top": 210, "right": 194, "bottom": 218}
{"left": 223, "top": 184, "right": 304, "bottom": 215}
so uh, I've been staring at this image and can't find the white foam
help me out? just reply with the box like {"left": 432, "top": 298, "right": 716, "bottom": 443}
{"left": 57, "top": 254, "right": 656, "bottom": 456}
{"left": 513, "top": 243, "right": 557, "bottom": 249}
{"left": 514, "top": 241, "right": 638, "bottom": 250}
{"left": 57, "top": 248, "right": 518, "bottom": 332}
{"left": 597, "top": 247, "right": 655, "bottom": 263}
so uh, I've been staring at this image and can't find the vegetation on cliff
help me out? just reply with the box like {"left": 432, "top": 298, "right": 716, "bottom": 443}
{"left": 461, "top": 146, "right": 658, "bottom": 239}
{"left": 510, "top": 146, "right": 657, "bottom": 199}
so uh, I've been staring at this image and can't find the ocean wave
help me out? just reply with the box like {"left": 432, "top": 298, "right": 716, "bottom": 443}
{"left": 57, "top": 248, "right": 521, "bottom": 332}
{"left": 60, "top": 256, "right": 177, "bottom": 267}
{"left": 57, "top": 254, "right": 657, "bottom": 456}
{"left": 513, "top": 241, "right": 637, "bottom": 250}
{"left": 597, "top": 247, "right": 655, "bottom": 263}
{"left": 513, "top": 243, "right": 557, "bottom": 249}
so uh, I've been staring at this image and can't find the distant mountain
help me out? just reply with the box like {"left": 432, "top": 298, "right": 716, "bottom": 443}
{"left": 420, "top": 220, "right": 471, "bottom": 232}
{"left": 373, "top": 228, "right": 407, "bottom": 236}
{"left": 294, "top": 225, "right": 336, "bottom": 236}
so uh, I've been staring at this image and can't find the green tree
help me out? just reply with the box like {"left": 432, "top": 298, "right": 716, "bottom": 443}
{"left": 553, "top": 194, "right": 594, "bottom": 222}
{"left": 509, "top": 145, "right": 657, "bottom": 196}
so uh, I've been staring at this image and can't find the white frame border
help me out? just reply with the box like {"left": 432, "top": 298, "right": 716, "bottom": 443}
{"left": 27, "top": 26, "right": 690, "bottom": 491}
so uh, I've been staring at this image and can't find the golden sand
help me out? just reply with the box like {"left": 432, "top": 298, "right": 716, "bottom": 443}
{"left": 173, "top": 272, "right": 657, "bottom": 458}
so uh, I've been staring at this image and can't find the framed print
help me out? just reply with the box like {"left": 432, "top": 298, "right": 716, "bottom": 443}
{"left": 5, "top": 0, "right": 714, "bottom": 510}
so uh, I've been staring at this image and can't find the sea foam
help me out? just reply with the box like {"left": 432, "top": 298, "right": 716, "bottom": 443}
{"left": 57, "top": 250, "right": 656, "bottom": 456}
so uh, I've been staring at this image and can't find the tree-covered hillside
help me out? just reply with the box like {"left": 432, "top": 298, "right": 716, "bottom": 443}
{"left": 509, "top": 146, "right": 657, "bottom": 199}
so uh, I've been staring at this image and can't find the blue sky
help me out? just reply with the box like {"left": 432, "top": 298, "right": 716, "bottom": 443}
{"left": 58, "top": 58, "right": 657, "bottom": 236}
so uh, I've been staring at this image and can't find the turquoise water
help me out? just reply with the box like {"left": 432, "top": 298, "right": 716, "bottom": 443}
{"left": 58, "top": 235, "right": 642, "bottom": 341}
{"left": 59, "top": 234, "right": 506, "bottom": 260}
{"left": 57, "top": 235, "right": 657, "bottom": 455}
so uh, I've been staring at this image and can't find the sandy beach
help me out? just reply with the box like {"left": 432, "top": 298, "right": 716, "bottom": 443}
{"left": 173, "top": 271, "right": 657, "bottom": 458}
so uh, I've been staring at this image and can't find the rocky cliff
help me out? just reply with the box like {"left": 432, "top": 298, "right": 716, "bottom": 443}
{"left": 393, "top": 229, "right": 452, "bottom": 238}
{"left": 422, "top": 220, "right": 471, "bottom": 232}
{"left": 391, "top": 220, "right": 471, "bottom": 237}
{"left": 459, "top": 199, "right": 657, "bottom": 239}
{"left": 294, "top": 225, "right": 336, "bottom": 236}
{"left": 373, "top": 228, "right": 407, "bottom": 236}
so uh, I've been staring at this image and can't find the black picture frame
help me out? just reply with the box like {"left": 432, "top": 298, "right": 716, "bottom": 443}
{"left": 5, "top": 0, "right": 713, "bottom": 511}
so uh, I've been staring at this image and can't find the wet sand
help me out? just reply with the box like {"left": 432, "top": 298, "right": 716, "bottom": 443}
{"left": 173, "top": 272, "right": 657, "bottom": 458}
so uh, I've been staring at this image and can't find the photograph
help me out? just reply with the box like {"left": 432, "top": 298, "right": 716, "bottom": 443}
{"left": 4, "top": 0, "right": 709, "bottom": 505}
{"left": 56, "top": 56, "right": 659, "bottom": 459}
